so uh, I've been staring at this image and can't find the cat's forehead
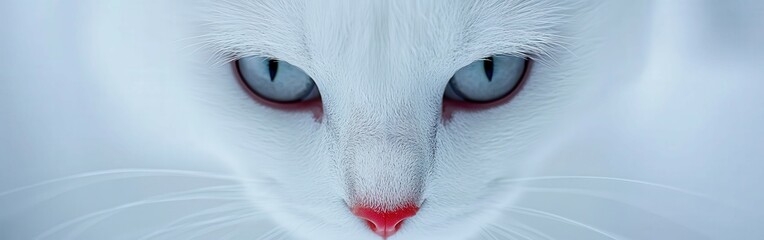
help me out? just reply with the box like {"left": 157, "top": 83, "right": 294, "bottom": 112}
{"left": 204, "top": 0, "right": 565, "bottom": 86}
{"left": 301, "top": 1, "right": 462, "bottom": 59}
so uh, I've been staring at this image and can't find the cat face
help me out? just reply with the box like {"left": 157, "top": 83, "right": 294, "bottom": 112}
{"left": 6, "top": 1, "right": 764, "bottom": 239}
{"left": 188, "top": 1, "right": 595, "bottom": 239}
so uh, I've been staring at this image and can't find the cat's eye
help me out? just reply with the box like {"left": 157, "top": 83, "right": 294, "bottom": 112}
{"left": 444, "top": 55, "right": 528, "bottom": 103}
{"left": 236, "top": 56, "right": 319, "bottom": 103}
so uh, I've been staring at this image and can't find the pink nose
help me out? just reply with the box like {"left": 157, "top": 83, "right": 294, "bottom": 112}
{"left": 352, "top": 205, "right": 419, "bottom": 239}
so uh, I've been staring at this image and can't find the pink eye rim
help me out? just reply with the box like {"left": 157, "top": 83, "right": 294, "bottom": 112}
{"left": 232, "top": 62, "right": 324, "bottom": 120}
{"left": 441, "top": 60, "right": 532, "bottom": 121}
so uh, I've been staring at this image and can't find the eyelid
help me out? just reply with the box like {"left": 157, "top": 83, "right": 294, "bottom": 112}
{"left": 445, "top": 56, "right": 528, "bottom": 102}
{"left": 442, "top": 60, "right": 532, "bottom": 120}
{"left": 232, "top": 62, "right": 324, "bottom": 119}
{"left": 238, "top": 57, "right": 316, "bottom": 101}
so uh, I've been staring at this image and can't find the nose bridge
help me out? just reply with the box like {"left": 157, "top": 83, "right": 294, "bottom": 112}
{"left": 337, "top": 91, "right": 432, "bottom": 146}
{"left": 330, "top": 96, "right": 434, "bottom": 210}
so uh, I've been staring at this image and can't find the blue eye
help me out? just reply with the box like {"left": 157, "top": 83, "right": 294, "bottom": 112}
{"left": 444, "top": 55, "right": 528, "bottom": 103}
{"left": 236, "top": 56, "right": 319, "bottom": 103}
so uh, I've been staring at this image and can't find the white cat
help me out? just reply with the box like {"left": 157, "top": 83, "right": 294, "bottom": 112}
{"left": 1, "top": 1, "right": 763, "bottom": 240}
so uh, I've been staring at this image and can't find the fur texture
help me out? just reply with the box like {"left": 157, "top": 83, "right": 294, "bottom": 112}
{"left": 2, "top": 1, "right": 764, "bottom": 240}
{"left": 195, "top": 1, "right": 588, "bottom": 239}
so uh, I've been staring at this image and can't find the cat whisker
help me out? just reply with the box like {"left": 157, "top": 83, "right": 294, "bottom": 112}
{"left": 0, "top": 168, "right": 266, "bottom": 217}
{"left": 517, "top": 185, "right": 646, "bottom": 203}
{"left": 72, "top": 196, "right": 249, "bottom": 240}
{"left": 157, "top": 202, "right": 252, "bottom": 227}
{"left": 487, "top": 225, "right": 522, "bottom": 240}
{"left": 139, "top": 202, "right": 256, "bottom": 240}
{"left": 511, "top": 185, "right": 716, "bottom": 233}
{"left": 34, "top": 184, "right": 249, "bottom": 240}
{"left": 503, "top": 220, "right": 555, "bottom": 240}
{"left": 171, "top": 212, "right": 261, "bottom": 240}
{"left": 297, "top": 221, "right": 329, "bottom": 240}
{"left": 480, "top": 226, "right": 504, "bottom": 240}
{"left": 219, "top": 227, "right": 242, "bottom": 240}
{"left": 0, "top": 168, "right": 261, "bottom": 198}
{"left": 496, "top": 175, "right": 707, "bottom": 199}
{"left": 489, "top": 223, "right": 535, "bottom": 240}
{"left": 254, "top": 227, "right": 286, "bottom": 240}
{"left": 505, "top": 206, "right": 620, "bottom": 240}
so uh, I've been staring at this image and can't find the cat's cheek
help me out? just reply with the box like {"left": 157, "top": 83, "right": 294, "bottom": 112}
{"left": 231, "top": 64, "right": 324, "bottom": 121}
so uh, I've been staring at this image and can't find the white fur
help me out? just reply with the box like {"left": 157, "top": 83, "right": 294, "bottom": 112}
{"left": 2, "top": 1, "right": 764, "bottom": 240}
{"left": 193, "top": 1, "right": 587, "bottom": 239}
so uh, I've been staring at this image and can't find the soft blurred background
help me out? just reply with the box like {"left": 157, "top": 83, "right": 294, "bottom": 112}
{"left": 1, "top": 1, "right": 763, "bottom": 239}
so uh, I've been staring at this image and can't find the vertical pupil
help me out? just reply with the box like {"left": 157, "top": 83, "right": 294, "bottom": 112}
{"left": 268, "top": 59, "right": 279, "bottom": 81}
{"left": 483, "top": 57, "right": 494, "bottom": 81}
